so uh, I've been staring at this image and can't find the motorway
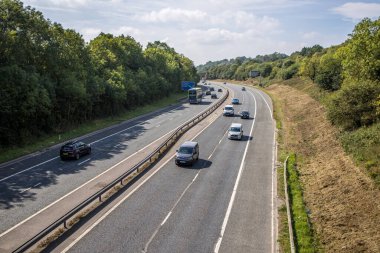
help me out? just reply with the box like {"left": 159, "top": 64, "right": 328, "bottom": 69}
{"left": 54, "top": 83, "right": 276, "bottom": 253}
{"left": 0, "top": 85, "right": 224, "bottom": 250}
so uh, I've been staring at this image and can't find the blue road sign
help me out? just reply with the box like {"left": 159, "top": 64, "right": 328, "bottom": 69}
{"left": 181, "top": 81, "right": 196, "bottom": 91}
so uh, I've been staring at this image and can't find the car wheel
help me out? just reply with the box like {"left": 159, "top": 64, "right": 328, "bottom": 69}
{"left": 60, "top": 156, "right": 65, "bottom": 161}
{"left": 75, "top": 153, "right": 80, "bottom": 160}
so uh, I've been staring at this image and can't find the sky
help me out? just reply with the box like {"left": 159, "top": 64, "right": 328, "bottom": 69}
{"left": 22, "top": 0, "right": 380, "bottom": 65}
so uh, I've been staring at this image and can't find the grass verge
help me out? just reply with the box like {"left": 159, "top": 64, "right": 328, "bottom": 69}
{"left": 287, "top": 153, "right": 317, "bottom": 252}
{"left": 0, "top": 92, "right": 186, "bottom": 164}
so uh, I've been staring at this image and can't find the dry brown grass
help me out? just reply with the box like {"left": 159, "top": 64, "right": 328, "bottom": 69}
{"left": 267, "top": 83, "right": 380, "bottom": 253}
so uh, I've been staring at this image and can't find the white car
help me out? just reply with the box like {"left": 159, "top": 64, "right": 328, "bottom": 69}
{"left": 228, "top": 123, "right": 243, "bottom": 140}
{"left": 223, "top": 105, "right": 234, "bottom": 116}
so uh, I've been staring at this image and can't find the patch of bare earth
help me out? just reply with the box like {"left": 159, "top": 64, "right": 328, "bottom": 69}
{"left": 267, "top": 84, "right": 380, "bottom": 252}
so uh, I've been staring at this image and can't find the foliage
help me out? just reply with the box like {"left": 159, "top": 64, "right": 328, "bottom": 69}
{"left": 315, "top": 53, "right": 342, "bottom": 90}
{"left": 327, "top": 80, "right": 380, "bottom": 130}
{"left": 0, "top": 0, "right": 198, "bottom": 148}
{"left": 339, "top": 122, "right": 380, "bottom": 185}
{"left": 337, "top": 18, "right": 380, "bottom": 82}
{"left": 287, "top": 154, "right": 317, "bottom": 252}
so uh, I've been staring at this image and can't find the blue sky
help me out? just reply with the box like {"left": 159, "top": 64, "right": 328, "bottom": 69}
{"left": 22, "top": 0, "right": 380, "bottom": 65}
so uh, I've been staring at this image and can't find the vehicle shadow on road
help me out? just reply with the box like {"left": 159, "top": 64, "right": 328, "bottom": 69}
{"left": 178, "top": 159, "right": 212, "bottom": 170}
{"left": 0, "top": 102, "right": 192, "bottom": 210}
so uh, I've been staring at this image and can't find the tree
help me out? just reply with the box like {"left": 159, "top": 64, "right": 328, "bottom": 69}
{"left": 315, "top": 53, "right": 342, "bottom": 90}
{"left": 337, "top": 17, "right": 380, "bottom": 82}
{"left": 327, "top": 80, "right": 380, "bottom": 130}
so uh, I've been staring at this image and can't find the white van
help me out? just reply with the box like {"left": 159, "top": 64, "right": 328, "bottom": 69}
{"left": 223, "top": 105, "right": 234, "bottom": 116}
{"left": 228, "top": 123, "right": 243, "bottom": 140}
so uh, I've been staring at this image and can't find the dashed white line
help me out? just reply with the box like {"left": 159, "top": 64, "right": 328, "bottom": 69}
{"left": 78, "top": 158, "right": 91, "bottom": 166}
{"left": 61, "top": 106, "right": 221, "bottom": 253}
{"left": 0, "top": 129, "right": 176, "bottom": 239}
{"left": 1, "top": 105, "right": 186, "bottom": 183}
{"left": 214, "top": 89, "right": 257, "bottom": 253}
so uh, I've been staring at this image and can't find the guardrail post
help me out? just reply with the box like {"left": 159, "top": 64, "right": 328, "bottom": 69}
{"left": 64, "top": 220, "right": 67, "bottom": 229}
{"left": 99, "top": 195, "right": 102, "bottom": 202}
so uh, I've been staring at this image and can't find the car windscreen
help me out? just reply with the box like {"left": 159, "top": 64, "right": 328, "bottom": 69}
{"left": 230, "top": 127, "right": 241, "bottom": 132}
{"left": 178, "top": 147, "right": 193, "bottom": 154}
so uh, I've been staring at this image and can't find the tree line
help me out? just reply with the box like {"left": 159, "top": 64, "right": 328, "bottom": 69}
{"left": 197, "top": 17, "right": 380, "bottom": 132}
{"left": 0, "top": 0, "right": 199, "bottom": 148}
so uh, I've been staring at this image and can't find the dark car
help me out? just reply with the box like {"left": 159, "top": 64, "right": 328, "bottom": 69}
{"left": 218, "top": 88, "right": 222, "bottom": 92}
{"left": 205, "top": 90, "right": 211, "bottom": 95}
{"left": 211, "top": 93, "right": 217, "bottom": 99}
{"left": 242, "top": 87, "right": 246, "bottom": 91}
{"left": 175, "top": 141, "right": 199, "bottom": 166}
{"left": 209, "top": 87, "right": 215, "bottom": 91}
{"left": 60, "top": 140, "right": 91, "bottom": 160}
{"left": 240, "top": 110, "right": 250, "bottom": 119}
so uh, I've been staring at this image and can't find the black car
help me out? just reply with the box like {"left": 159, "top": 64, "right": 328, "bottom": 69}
{"left": 240, "top": 110, "right": 250, "bottom": 119}
{"left": 205, "top": 90, "right": 211, "bottom": 95}
{"left": 209, "top": 87, "right": 215, "bottom": 91}
{"left": 211, "top": 93, "right": 217, "bottom": 99}
{"left": 60, "top": 140, "right": 91, "bottom": 160}
{"left": 218, "top": 88, "right": 222, "bottom": 92}
{"left": 242, "top": 87, "right": 246, "bottom": 91}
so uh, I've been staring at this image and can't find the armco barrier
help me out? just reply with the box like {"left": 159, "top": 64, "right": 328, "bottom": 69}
{"left": 13, "top": 88, "right": 229, "bottom": 253}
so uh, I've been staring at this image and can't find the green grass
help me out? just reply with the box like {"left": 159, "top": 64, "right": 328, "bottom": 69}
{"left": 0, "top": 92, "right": 187, "bottom": 164}
{"left": 287, "top": 153, "right": 318, "bottom": 253}
{"left": 339, "top": 122, "right": 380, "bottom": 186}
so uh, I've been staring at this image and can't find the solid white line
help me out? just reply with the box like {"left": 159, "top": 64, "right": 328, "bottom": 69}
{"left": 34, "top": 183, "right": 41, "bottom": 188}
{"left": 255, "top": 89, "right": 273, "bottom": 119}
{"left": 0, "top": 129, "right": 176, "bottom": 239}
{"left": 77, "top": 158, "right": 91, "bottom": 166}
{"left": 272, "top": 125, "right": 277, "bottom": 253}
{"left": 214, "top": 90, "right": 257, "bottom": 253}
{"left": 61, "top": 106, "right": 222, "bottom": 253}
{"left": 0, "top": 105, "right": 185, "bottom": 183}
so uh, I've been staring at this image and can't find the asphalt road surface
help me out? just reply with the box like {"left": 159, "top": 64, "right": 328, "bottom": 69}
{"left": 59, "top": 82, "right": 275, "bottom": 253}
{"left": 0, "top": 85, "right": 223, "bottom": 239}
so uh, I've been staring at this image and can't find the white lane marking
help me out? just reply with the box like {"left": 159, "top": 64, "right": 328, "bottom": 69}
{"left": 156, "top": 125, "right": 161, "bottom": 128}
{"left": 214, "top": 90, "right": 257, "bottom": 253}
{"left": 161, "top": 212, "right": 172, "bottom": 226}
{"left": 78, "top": 158, "right": 91, "bottom": 166}
{"left": 0, "top": 157, "right": 58, "bottom": 183}
{"left": 208, "top": 131, "right": 228, "bottom": 160}
{"left": 0, "top": 105, "right": 185, "bottom": 183}
{"left": 143, "top": 172, "right": 200, "bottom": 252}
{"left": 20, "top": 183, "right": 42, "bottom": 194}
{"left": 20, "top": 187, "right": 32, "bottom": 194}
{"left": 0, "top": 129, "right": 176, "bottom": 239}
{"left": 272, "top": 123, "right": 277, "bottom": 253}
{"left": 61, "top": 108, "right": 221, "bottom": 253}
{"left": 255, "top": 89, "right": 273, "bottom": 119}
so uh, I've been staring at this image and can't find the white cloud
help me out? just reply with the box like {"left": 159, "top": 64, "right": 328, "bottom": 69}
{"left": 186, "top": 28, "right": 243, "bottom": 44}
{"left": 138, "top": 8, "right": 207, "bottom": 23}
{"left": 81, "top": 27, "right": 101, "bottom": 41}
{"left": 332, "top": 2, "right": 380, "bottom": 20}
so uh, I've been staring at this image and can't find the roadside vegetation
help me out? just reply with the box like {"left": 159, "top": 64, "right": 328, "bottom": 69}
{"left": 286, "top": 154, "right": 317, "bottom": 252}
{"left": 0, "top": 0, "right": 198, "bottom": 154}
{"left": 198, "top": 17, "right": 380, "bottom": 187}
{"left": 0, "top": 92, "right": 186, "bottom": 164}
{"left": 199, "top": 16, "right": 380, "bottom": 252}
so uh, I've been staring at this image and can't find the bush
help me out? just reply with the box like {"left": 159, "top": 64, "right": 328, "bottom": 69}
{"left": 282, "top": 64, "right": 299, "bottom": 80}
{"left": 327, "top": 80, "right": 380, "bottom": 130}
